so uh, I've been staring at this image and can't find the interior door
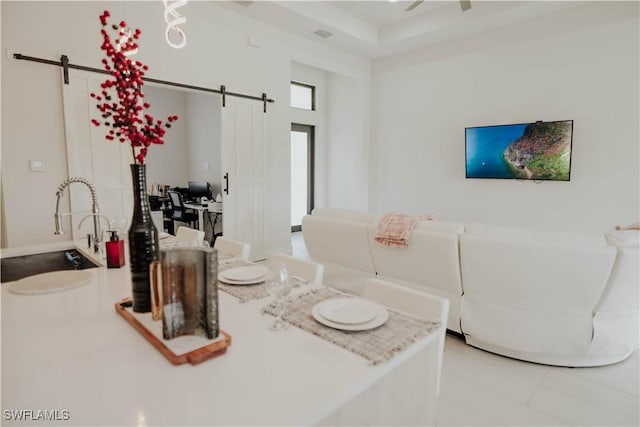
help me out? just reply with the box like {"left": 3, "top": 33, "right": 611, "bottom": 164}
{"left": 221, "top": 98, "right": 266, "bottom": 261}
{"left": 61, "top": 69, "right": 132, "bottom": 241}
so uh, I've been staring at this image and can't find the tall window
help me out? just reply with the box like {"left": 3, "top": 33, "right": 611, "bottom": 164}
{"left": 290, "top": 82, "right": 315, "bottom": 110}
{"left": 290, "top": 124, "right": 314, "bottom": 232}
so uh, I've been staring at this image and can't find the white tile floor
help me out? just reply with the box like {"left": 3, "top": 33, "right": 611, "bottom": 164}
{"left": 438, "top": 335, "right": 639, "bottom": 426}
{"left": 291, "top": 232, "right": 640, "bottom": 426}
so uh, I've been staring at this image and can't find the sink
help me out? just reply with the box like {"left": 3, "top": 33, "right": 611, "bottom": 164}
{"left": 7, "top": 270, "right": 94, "bottom": 295}
{"left": 1, "top": 249, "right": 100, "bottom": 283}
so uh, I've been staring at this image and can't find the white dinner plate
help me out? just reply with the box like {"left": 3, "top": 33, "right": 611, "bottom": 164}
{"left": 220, "top": 265, "right": 268, "bottom": 282}
{"left": 312, "top": 298, "right": 389, "bottom": 331}
{"left": 217, "top": 274, "right": 265, "bottom": 285}
{"left": 218, "top": 265, "right": 268, "bottom": 284}
{"left": 318, "top": 297, "right": 379, "bottom": 325}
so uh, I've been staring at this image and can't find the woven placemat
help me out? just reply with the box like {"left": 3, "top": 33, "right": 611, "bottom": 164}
{"left": 265, "top": 287, "right": 441, "bottom": 365}
{"left": 218, "top": 260, "right": 308, "bottom": 303}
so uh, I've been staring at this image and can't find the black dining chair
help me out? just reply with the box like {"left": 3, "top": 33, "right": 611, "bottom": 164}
{"left": 167, "top": 191, "right": 199, "bottom": 230}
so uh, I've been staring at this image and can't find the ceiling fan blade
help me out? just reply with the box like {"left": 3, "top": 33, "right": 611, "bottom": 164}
{"left": 460, "top": 0, "right": 471, "bottom": 12}
{"left": 405, "top": 0, "right": 424, "bottom": 12}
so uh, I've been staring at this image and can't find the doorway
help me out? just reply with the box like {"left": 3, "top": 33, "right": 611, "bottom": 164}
{"left": 290, "top": 124, "right": 314, "bottom": 232}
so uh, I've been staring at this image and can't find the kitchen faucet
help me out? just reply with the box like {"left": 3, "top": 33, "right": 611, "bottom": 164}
{"left": 54, "top": 177, "right": 109, "bottom": 253}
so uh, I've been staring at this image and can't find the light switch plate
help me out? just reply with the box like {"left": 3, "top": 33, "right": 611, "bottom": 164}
{"left": 29, "top": 160, "right": 45, "bottom": 172}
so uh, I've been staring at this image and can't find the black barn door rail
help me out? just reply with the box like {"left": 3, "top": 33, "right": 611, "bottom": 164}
{"left": 13, "top": 53, "right": 275, "bottom": 113}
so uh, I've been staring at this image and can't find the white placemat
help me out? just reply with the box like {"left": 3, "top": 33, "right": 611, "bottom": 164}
{"left": 264, "top": 287, "right": 442, "bottom": 365}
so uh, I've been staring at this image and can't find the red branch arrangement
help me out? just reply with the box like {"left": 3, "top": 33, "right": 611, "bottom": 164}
{"left": 90, "top": 10, "right": 178, "bottom": 164}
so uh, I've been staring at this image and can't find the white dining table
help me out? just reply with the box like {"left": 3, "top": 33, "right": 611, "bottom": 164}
{"left": 1, "top": 241, "right": 442, "bottom": 426}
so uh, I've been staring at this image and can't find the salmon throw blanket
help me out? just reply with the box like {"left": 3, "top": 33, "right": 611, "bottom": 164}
{"left": 374, "top": 212, "right": 438, "bottom": 248}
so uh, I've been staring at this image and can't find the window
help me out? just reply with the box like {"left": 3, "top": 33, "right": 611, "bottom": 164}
{"left": 290, "top": 124, "right": 314, "bottom": 232}
{"left": 290, "top": 81, "right": 315, "bottom": 110}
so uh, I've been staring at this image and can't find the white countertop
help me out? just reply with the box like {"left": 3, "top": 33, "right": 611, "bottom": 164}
{"left": 1, "top": 243, "right": 432, "bottom": 426}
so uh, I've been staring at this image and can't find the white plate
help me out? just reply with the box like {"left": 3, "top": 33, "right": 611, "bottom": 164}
{"left": 159, "top": 232, "right": 171, "bottom": 239}
{"left": 312, "top": 299, "right": 389, "bottom": 331}
{"left": 217, "top": 276, "right": 265, "bottom": 285}
{"left": 318, "top": 297, "right": 379, "bottom": 325}
{"left": 220, "top": 265, "right": 268, "bottom": 282}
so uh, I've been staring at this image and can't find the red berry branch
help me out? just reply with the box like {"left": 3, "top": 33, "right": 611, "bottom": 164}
{"left": 90, "top": 10, "right": 178, "bottom": 164}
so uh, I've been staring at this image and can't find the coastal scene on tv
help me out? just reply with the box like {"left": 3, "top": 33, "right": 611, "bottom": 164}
{"left": 465, "top": 120, "right": 573, "bottom": 181}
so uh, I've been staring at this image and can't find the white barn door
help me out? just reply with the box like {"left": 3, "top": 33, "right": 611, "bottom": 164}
{"left": 221, "top": 99, "right": 266, "bottom": 261}
{"left": 61, "top": 69, "right": 132, "bottom": 241}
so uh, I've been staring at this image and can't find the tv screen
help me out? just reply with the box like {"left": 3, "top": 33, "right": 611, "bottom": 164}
{"left": 465, "top": 120, "right": 573, "bottom": 181}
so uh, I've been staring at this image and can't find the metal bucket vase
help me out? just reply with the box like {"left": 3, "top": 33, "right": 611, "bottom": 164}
{"left": 128, "top": 163, "right": 159, "bottom": 313}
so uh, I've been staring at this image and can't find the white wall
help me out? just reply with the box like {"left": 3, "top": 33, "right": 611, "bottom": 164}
{"left": 0, "top": 1, "right": 371, "bottom": 250}
{"left": 370, "top": 1, "right": 639, "bottom": 233}
{"left": 291, "top": 61, "right": 371, "bottom": 212}
{"left": 139, "top": 86, "right": 221, "bottom": 195}
{"left": 144, "top": 85, "right": 189, "bottom": 188}
{"left": 326, "top": 72, "right": 370, "bottom": 210}
{"left": 186, "top": 92, "right": 222, "bottom": 195}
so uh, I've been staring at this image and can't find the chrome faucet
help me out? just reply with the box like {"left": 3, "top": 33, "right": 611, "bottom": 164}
{"left": 78, "top": 213, "right": 112, "bottom": 250}
{"left": 54, "top": 177, "right": 108, "bottom": 253}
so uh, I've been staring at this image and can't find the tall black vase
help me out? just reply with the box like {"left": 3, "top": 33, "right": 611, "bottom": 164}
{"left": 128, "top": 163, "right": 159, "bottom": 313}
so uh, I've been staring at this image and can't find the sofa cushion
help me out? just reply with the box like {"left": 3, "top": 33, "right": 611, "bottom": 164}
{"left": 606, "top": 229, "right": 640, "bottom": 248}
{"left": 302, "top": 215, "right": 376, "bottom": 274}
{"left": 464, "top": 223, "right": 608, "bottom": 247}
{"left": 369, "top": 222, "right": 463, "bottom": 332}
{"left": 414, "top": 220, "right": 464, "bottom": 234}
{"left": 370, "top": 215, "right": 463, "bottom": 235}
{"left": 459, "top": 234, "right": 616, "bottom": 312}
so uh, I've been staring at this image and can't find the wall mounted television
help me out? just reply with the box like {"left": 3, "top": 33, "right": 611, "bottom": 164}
{"left": 465, "top": 120, "right": 573, "bottom": 181}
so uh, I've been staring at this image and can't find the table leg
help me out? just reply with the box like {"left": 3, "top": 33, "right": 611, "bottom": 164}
{"left": 197, "top": 209, "right": 204, "bottom": 232}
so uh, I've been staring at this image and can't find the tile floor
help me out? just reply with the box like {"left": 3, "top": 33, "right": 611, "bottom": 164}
{"left": 291, "top": 232, "right": 640, "bottom": 426}
{"left": 437, "top": 335, "right": 639, "bottom": 426}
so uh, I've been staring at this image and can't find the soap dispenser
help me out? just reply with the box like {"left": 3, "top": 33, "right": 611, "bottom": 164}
{"left": 106, "top": 230, "right": 125, "bottom": 268}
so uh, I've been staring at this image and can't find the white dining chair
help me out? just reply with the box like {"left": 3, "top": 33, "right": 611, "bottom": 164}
{"left": 213, "top": 236, "right": 251, "bottom": 260}
{"left": 175, "top": 226, "right": 205, "bottom": 247}
{"left": 360, "top": 277, "right": 449, "bottom": 394}
{"left": 269, "top": 253, "right": 324, "bottom": 286}
{"left": 319, "top": 277, "right": 449, "bottom": 426}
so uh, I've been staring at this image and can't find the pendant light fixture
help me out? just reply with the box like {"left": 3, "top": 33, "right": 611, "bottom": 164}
{"left": 163, "top": 0, "right": 187, "bottom": 49}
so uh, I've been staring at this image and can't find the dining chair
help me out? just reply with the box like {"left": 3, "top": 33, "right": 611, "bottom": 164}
{"left": 360, "top": 277, "right": 449, "bottom": 397}
{"left": 175, "top": 226, "right": 205, "bottom": 247}
{"left": 269, "top": 253, "right": 324, "bottom": 286}
{"left": 167, "top": 191, "right": 198, "bottom": 229}
{"left": 213, "top": 236, "right": 251, "bottom": 260}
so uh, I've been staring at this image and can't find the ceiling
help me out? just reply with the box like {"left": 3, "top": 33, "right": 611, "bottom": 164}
{"left": 214, "top": 1, "right": 584, "bottom": 58}
{"left": 327, "top": 1, "right": 453, "bottom": 28}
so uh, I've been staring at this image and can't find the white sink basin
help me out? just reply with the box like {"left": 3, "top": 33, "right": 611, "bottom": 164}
{"left": 8, "top": 270, "right": 94, "bottom": 295}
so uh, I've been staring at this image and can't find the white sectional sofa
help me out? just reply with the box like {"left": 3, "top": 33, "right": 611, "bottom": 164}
{"left": 301, "top": 208, "right": 639, "bottom": 367}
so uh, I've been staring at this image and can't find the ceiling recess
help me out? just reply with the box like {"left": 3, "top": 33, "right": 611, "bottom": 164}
{"left": 405, "top": 0, "right": 471, "bottom": 12}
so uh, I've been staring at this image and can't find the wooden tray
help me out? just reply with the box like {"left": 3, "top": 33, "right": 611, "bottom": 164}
{"left": 115, "top": 298, "right": 231, "bottom": 365}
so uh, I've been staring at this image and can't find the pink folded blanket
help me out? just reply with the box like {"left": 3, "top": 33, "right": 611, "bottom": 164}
{"left": 374, "top": 212, "right": 438, "bottom": 248}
